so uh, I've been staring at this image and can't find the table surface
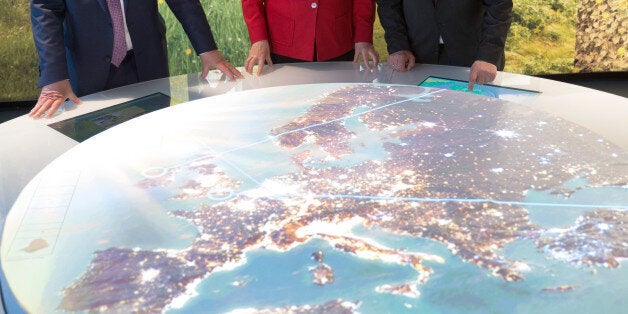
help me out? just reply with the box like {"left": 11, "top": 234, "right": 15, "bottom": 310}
{"left": 0, "top": 62, "right": 627, "bottom": 313}
{"left": 2, "top": 62, "right": 626, "bottom": 216}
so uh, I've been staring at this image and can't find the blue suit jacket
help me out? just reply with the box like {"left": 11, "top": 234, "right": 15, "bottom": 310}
{"left": 31, "top": 0, "right": 218, "bottom": 96}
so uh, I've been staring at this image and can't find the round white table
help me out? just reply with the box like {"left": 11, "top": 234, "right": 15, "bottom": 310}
{"left": 0, "top": 62, "right": 628, "bottom": 313}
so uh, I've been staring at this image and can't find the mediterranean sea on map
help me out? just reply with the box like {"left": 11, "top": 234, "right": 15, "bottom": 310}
{"left": 1, "top": 83, "right": 626, "bottom": 314}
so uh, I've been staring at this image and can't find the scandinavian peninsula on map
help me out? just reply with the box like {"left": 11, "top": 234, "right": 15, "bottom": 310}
{"left": 4, "top": 84, "right": 626, "bottom": 313}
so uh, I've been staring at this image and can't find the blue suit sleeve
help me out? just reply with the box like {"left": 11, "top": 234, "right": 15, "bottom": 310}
{"left": 31, "top": 0, "right": 70, "bottom": 88}
{"left": 166, "top": 0, "right": 218, "bottom": 55}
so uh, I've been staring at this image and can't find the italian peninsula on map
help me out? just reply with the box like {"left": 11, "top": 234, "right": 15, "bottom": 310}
{"left": 3, "top": 83, "right": 627, "bottom": 313}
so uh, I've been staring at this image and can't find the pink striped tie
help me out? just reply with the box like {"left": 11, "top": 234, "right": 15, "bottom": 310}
{"left": 106, "top": 0, "right": 127, "bottom": 67}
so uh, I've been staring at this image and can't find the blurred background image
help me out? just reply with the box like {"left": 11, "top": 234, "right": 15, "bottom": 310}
{"left": 0, "top": 0, "right": 626, "bottom": 103}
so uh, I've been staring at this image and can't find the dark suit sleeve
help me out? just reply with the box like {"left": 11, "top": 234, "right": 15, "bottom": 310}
{"left": 166, "top": 0, "right": 218, "bottom": 55}
{"left": 478, "top": 0, "right": 512, "bottom": 67}
{"left": 31, "top": 0, "right": 69, "bottom": 88}
{"left": 376, "top": 0, "right": 411, "bottom": 54}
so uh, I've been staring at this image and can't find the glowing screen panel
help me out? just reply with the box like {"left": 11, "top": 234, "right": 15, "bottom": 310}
{"left": 2, "top": 84, "right": 626, "bottom": 313}
{"left": 48, "top": 92, "right": 171, "bottom": 142}
{"left": 419, "top": 76, "right": 540, "bottom": 105}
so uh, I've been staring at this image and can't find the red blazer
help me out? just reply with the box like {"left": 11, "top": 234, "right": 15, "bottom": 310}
{"left": 242, "top": 0, "right": 375, "bottom": 61}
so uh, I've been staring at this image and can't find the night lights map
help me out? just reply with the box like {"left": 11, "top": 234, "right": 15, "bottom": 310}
{"left": 2, "top": 83, "right": 627, "bottom": 313}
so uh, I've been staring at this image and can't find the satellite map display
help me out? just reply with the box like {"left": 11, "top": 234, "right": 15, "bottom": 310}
{"left": 2, "top": 83, "right": 627, "bottom": 313}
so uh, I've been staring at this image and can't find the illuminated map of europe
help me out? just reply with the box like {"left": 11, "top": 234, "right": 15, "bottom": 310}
{"left": 4, "top": 84, "right": 627, "bottom": 313}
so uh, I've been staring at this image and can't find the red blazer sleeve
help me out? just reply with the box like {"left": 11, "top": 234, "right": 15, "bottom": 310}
{"left": 242, "top": 0, "right": 269, "bottom": 43}
{"left": 353, "top": 0, "right": 375, "bottom": 44}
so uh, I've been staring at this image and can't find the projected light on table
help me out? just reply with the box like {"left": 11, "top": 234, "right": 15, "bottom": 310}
{"left": 2, "top": 84, "right": 626, "bottom": 314}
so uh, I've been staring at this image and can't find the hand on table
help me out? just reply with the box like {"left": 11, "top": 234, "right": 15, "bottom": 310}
{"left": 387, "top": 50, "right": 415, "bottom": 72}
{"left": 30, "top": 80, "right": 81, "bottom": 119}
{"left": 245, "top": 40, "right": 273, "bottom": 76}
{"left": 353, "top": 42, "right": 379, "bottom": 70}
{"left": 468, "top": 60, "right": 497, "bottom": 91}
{"left": 200, "top": 50, "right": 243, "bottom": 81}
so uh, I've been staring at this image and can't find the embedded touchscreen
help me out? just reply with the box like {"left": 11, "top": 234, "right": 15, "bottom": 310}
{"left": 419, "top": 76, "right": 540, "bottom": 105}
{"left": 48, "top": 93, "right": 171, "bottom": 142}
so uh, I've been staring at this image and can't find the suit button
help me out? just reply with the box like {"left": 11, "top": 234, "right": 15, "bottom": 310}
{"left": 105, "top": 56, "right": 111, "bottom": 62}
{"left": 311, "top": 2, "right": 317, "bottom": 8}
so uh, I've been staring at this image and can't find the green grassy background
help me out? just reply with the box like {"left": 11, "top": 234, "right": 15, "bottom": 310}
{"left": 0, "top": 0, "right": 588, "bottom": 101}
{"left": 505, "top": 0, "right": 578, "bottom": 74}
{"left": 0, "top": 0, "right": 40, "bottom": 102}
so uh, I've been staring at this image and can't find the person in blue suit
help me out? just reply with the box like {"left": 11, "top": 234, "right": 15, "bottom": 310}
{"left": 29, "top": 0, "right": 243, "bottom": 118}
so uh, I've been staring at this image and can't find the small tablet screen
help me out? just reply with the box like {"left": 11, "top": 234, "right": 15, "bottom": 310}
{"left": 419, "top": 76, "right": 540, "bottom": 105}
{"left": 48, "top": 92, "right": 171, "bottom": 142}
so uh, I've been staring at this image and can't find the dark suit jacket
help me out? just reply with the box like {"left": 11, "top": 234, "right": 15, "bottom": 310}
{"left": 376, "top": 0, "right": 512, "bottom": 70}
{"left": 31, "top": 0, "right": 218, "bottom": 97}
